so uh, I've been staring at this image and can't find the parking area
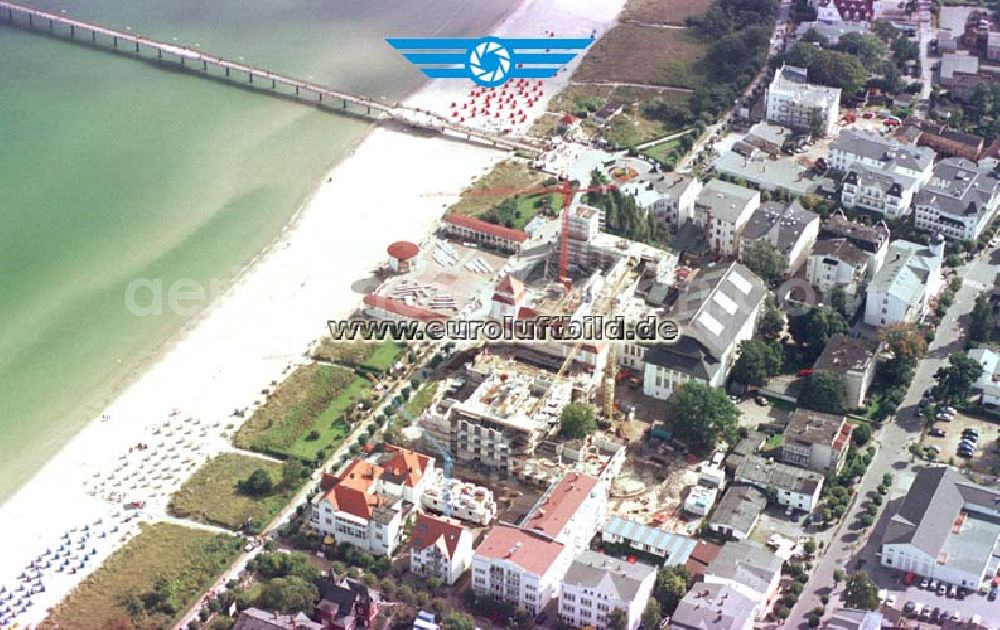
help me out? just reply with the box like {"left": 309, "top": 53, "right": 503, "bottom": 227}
{"left": 867, "top": 562, "right": 1000, "bottom": 626}
{"left": 921, "top": 411, "right": 1000, "bottom": 474}
{"left": 735, "top": 397, "right": 793, "bottom": 432}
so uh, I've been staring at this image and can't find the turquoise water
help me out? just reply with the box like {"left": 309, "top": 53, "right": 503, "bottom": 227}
{"left": 0, "top": 0, "right": 517, "bottom": 500}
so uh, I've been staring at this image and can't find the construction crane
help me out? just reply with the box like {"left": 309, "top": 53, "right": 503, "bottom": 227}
{"left": 421, "top": 178, "right": 616, "bottom": 286}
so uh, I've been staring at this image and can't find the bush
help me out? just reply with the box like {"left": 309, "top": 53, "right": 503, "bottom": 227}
{"left": 859, "top": 513, "right": 874, "bottom": 526}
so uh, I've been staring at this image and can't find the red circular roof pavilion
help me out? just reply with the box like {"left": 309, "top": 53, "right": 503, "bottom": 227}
{"left": 387, "top": 240, "right": 419, "bottom": 260}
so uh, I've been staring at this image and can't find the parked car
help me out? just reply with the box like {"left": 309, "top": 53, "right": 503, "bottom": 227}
{"left": 938, "top": 582, "right": 948, "bottom": 596}
{"left": 885, "top": 594, "right": 897, "bottom": 608}
{"left": 962, "top": 431, "right": 978, "bottom": 441}
{"left": 929, "top": 579, "right": 938, "bottom": 591}
{"left": 949, "top": 584, "right": 958, "bottom": 598}
{"left": 943, "top": 405, "right": 957, "bottom": 414}
{"left": 988, "top": 587, "right": 998, "bottom": 601}
{"left": 936, "top": 412, "right": 954, "bottom": 421}
{"left": 927, "top": 445, "right": 942, "bottom": 454}
{"left": 960, "top": 440, "right": 977, "bottom": 450}
{"left": 957, "top": 448, "right": 975, "bottom": 458}
{"left": 963, "top": 428, "right": 979, "bottom": 437}
{"left": 930, "top": 607, "right": 941, "bottom": 621}
{"left": 920, "top": 577, "right": 930, "bottom": 589}
{"left": 904, "top": 601, "right": 917, "bottom": 614}
{"left": 951, "top": 610, "right": 962, "bottom": 621}
{"left": 755, "top": 396, "right": 769, "bottom": 406}
{"left": 920, "top": 606, "right": 932, "bottom": 620}
{"left": 930, "top": 428, "right": 946, "bottom": 437}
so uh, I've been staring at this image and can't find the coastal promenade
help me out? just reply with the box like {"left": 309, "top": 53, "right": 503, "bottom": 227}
{"left": 0, "top": 0, "right": 542, "bottom": 154}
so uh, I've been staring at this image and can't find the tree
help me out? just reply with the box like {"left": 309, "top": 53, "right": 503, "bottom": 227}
{"left": 809, "top": 50, "right": 868, "bottom": 95}
{"left": 607, "top": 608, "right": 628, "bottom": 630}
{"left": 253, "top": 551, "right": 320, "bottom": 582}
{"left": 559, "top": 402, "right": 597, "bottom": 439}
{"left": 641, "top": 598, "right": 662, "bottom": 630}
{"left": 732, "top": 340, "right": 783, "bottom": 386}
{"left": 441, "top": 613, "right": 477, "bottom": 630}
{"left": 604, "top": 116, "right": 641, "bottom": 149}
{"left": 934, "top": 352, "right": 984, "bottom": 402}
{"left": 758, "top": 305, "right": 785, "bottom": 342}
{"left": 238, "top": 468, "right": 274, "bottom": 496}
{"left": 970, "top": 291, "right": 994, "bottom": 343}
{"left": 281, "top": 458, "right": 304, "bottom": 490}
{"left": 830, "top": 286, "right": 850, "bottom": 318}
{"left": 742, "top": 240, "right": 788, "bottom": 283}
{"left": 836, "top": 32, "right": 889, "bottom": 70}
{"left": 667, "top": 382, "right": 741, "bottom": 452}
{"left": 841, "top": 572, "right": 880, "bottom": 610}
{"left": 788, "top": 306, "right": 848, "bottom": 354}
{"left": 801, "top": 371, "right": 847, "bottom": 414}
{"left": 257, "top": 576, "right": 319, "bottom": 614}
{"left": 809, "top": 107, "right": 826, "bottom": 138}
{"left": 851, "top": 422, "right": 872, "bottom": 447}
{"left": 653, "top": 565, "right": 692, "bottom": 614}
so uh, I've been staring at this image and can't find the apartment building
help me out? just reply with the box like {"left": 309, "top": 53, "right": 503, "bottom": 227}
{"left": 693, "top": 180, "right": 761, "bottom": 257}
{"left": 409, "top": 513, "right": 474, "bottom": 585}
{"left": 641, "top": 263, "right": 766, "bottom": 399}
{"left": 841, "top": 165, "right": 919, "bottom": 218}
{"left": 829, "top": 129, "right": 935, "bottom": 184}
{"left": 738, "top": 200, "right": 819, "bottom": 276}
{"left": 812, "top": 335, "right": 877, "bottom": 410}
{"left": 765, "top": 65, "right": 841, "bottom": 137}
{"left": 819, "top": 213, "right": 891, "bottom": 278}
{"left": 914, "top": 158, "right": 1000, "bottom": 241}
{"left": 864, "top": 237, "right": 944, "bottom": 328}
{"left": 805, "top": 238, "right": 870, "bottom": 315}
{"left": 735, "top": 456, "right": 825, "bottom": 512}
{"left": 310, "top": 447, "right": 434, "bottom": 556}
{"left": 521, "top": 472, "right": 607, "bottom": 555}
{"left": 471, "top": 524, "right": 571, "bottom": 615}
{"left": 558, "top": 550, "right": 657, "bottom": 630}
{"left": 781, "top": 409, "right": 854, "bottom": 474}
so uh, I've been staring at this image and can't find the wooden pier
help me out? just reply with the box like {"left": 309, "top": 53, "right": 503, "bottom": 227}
{"left": 0, "top": 0, "right": 542, "bottom": 154}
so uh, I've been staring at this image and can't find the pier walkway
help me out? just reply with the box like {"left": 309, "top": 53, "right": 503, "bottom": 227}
{"left": 0, "top": 0, "right": 543, "bottom": 154}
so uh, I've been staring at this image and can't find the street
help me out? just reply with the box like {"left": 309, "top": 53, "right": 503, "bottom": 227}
{"left": 786, "top": 251, "right": 999, "bottom": 627}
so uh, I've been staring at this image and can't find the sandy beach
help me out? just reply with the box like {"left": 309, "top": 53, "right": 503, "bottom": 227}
{"left": 0, "top": 1, "right": 624, "bottom": 626}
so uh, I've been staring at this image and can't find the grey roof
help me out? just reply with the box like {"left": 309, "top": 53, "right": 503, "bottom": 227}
{"left": 710, "top": 485, "right": 766, "bottom": 534}
{"left": 939, "top": 52, "right": 980, "bottom": 79}
{"left": 812, "top": 238, "right": 870, "bottom": 268}
{"left": 769, "top": 64, "right": 842, "bottom": 108}
{"left": 707, "top": 540, "right": 782, "bottom": 597}
{"left": 695, "top": 179, "right": 760, "bottom": 223}
{"left": 562, "top": 549, "right": 656, "bottom": 602}
{"left": 234, "top": 609, "right": 324, "bottom": 630}
{"left": 670, "top": 582, "right": 756, "bottom": 630}
{"left": 832, "top": 129, "right": 935, "bottom": 175}
{"left": 820, "top": 213, "right": 890, "bottom": 253}
{"left": 868, "top": 240, "right": 939, "bottom": 306}
{"left": 783, "top": 408, "right": 848, "bottom": 447}
{"left": 646, "top": 263, "right": 767, "bottom": 381}
{"left": 648, "top": 173, "right": 700, "bottom": 199}
{"left": 741, "top": 200, "right": 819, "bottom": 257}
{"left": 794, "top": 20, "right": 869, "bottom": 45}
{"left": 736, "top": 455, "right": 824, "bottom": 496}
{"left": 601, "top": 516, "right": 698, "bottom": 564}
{"left": 714, "top": 150, "right": 828, "bottom": 196}
{"left": 747, "top": 121, "right": 792, "bottom": 149}
{"left": 813, "top": 335, "right": 876, "bottom": 374}
{"left": 915, "top": 157, "right": 1000, "bottom": 218}
{"left": 826, "top": 608, "right": 891, "bottom": 630}
{"left": 845, "top": 163, "right": 916, "bottom": 197}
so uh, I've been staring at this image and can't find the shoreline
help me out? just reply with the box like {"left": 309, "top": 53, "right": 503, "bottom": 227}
{"left": 0, "top": 0, "right": 626, "bottom": 626}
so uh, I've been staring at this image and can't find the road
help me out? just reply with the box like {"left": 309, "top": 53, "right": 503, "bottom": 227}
{"left": 786, "top": 252, "right": 998, "bottom": 628}
{"left": 676, "top": 0, "right": 791, "bottom": 172}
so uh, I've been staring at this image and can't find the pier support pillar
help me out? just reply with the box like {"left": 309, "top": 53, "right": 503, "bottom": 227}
{"left": 181, "top": 57, "right": 185, "bottom": 67}
{"left": 7, "top": 7, "right": 12, "bottom": 22}
{"left": 92, "top": 30, "right": 95, "bottom": 43}
{"left": 342, "top": 99, "right": 347, "bottom": 109}
{"left": 112, "top": 36, "right": 117, "bottom": 47}
{"left": 157, "top": 49, "right": 162, "bottom": 61}
{"left": 202, "top": 60, "right": 207, "bottom": 70}
{"left": 367, "top": 106, "right": 371, "bottom": 115}
{"left": 48, "top": 19, "right": 52, "bottom": 31}
{"left": 70, "top": 25, "right": 74, "bottom": 38}
{"left": 225, "top": 67, "right": 230, "bottom": 77}
{"left": 248, "top": 72, "right": 253, "bottom": 84}
{"left": 295, "top": 85, "right": 299, "bottom": 96}
{"left": 28, "top": 13, "right": 32, "bottom": 26}
{"left": 135, "top": 41, "right": 139, "bottom": 53}
{"left": 318, "top": 93, "right": 323, "bottom": 103}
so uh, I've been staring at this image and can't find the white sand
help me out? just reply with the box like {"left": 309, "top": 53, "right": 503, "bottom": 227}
{"left": 0, "top": 1, "right": 624, "bottom": 626}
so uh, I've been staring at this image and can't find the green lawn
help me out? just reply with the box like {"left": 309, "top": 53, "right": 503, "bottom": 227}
{"left": 168, "top": 453, "right": 300, "bottom": 531}
{"left": 287, "top": 379, "right": 365, "bottom": 461}
{"left": 764, "top": 433, "right": 784, "bottom": 452}
{"left": 360, "top": 342, "right": 406, "bottom": 374}
{"left": 404, "top": 380, "right": 441, "bottom": 419}
{"left": 640, "top": 136, "right": 683, "bottom": 165}
{"left": 234, "top": 363, "right": 360, "bottom": 459}
{"left": 41, "top": 523, "right": 241, "bottom": 630}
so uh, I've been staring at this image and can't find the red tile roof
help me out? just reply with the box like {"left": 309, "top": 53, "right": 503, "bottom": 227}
{"left": 411, "top": 513, "right": 467, "bottom": 557}
{"left": 443, "top": 214, "right": 529, "bottom": 242}
{"left": 383, "top": 445, "right": 432, "bottom": 488}
{"left": 474, "top": 524, "right": 565, "bottom": 576}
{"left": 363, "top": 294, "right": 448, "bottom": 322}
{"left": 320, "top": 449, "right": 432, "bottom": 520}
{"left": 387, "top": 240, "right": 419, "bottom": 261}
{"left": 523, "top": 472, "right": 600, "bottom": 540}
